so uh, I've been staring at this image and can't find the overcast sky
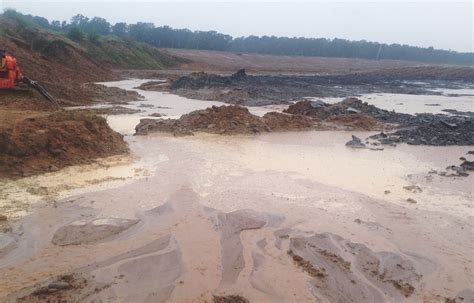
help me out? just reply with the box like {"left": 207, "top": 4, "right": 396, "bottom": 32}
{"left": 1, "top": 1, "right": 473, "bottom": 52}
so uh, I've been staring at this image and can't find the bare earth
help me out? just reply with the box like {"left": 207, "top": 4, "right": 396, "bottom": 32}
{"left": 160, "top": 48, "right": 425, "bottom": 74}
{"left": 1, "top": 130, "right": 473, "bottom": 302}
{"left": 0, "top": 79, "right": 473, "bottom": 302}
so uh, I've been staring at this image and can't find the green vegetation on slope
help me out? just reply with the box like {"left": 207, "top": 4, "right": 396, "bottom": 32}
{"left": 3, "top": 9, "right": 473, "bottom": 66}
{"left": 0, "top": 10, "right": 186, "bottom": 70}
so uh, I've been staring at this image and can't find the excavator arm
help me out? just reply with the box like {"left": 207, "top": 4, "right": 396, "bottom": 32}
{"left": 21, "top": 76, "right": 60, "bottom": 107}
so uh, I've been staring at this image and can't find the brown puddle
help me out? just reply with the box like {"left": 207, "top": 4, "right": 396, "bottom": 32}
{"left": 0, "top": 80, "right": 473, "bottom": 302}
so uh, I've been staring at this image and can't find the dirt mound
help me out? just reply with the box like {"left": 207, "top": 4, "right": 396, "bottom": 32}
{"left": 326, "top": 114, "right": 380, "bottom": 131}
{"left": 0, "top": 111, "right": 128, "bottom": 178}
{"left": 135, "top": 105, "right": 323, "bottom": 136}
{"left": 285, "top": 98, "right": 412, "bottom": 125}
{"left": 261, "top": 112, "right": 315, "bottom": 131}
{"left": 135, "top": 105, "right": 270, "bottom": 136}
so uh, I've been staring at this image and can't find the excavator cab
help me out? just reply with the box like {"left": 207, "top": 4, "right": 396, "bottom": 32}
{"left": 0, "top": 49, "right": 59, "bottom": 106}
{"left": 0, "top": 50, "right": 22, "bottom": 89}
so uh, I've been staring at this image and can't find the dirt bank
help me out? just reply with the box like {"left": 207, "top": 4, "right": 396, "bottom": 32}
{"left": 0, "top": 110, "right": 128, "bottom": 179}
{"left": 139, "top": 68, "right": 474, "bottom": 106}
{"left": 134, "top": 104, "right": 383, "bottom": 136}
{"left": 0, "top": 16, "right": 180, "bottom": 105}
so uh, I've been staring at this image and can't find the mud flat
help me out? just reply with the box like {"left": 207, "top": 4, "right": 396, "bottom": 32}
{"left": 0, "top": 79, "right": 473, "bottom": 302}
{"left": 1, "top": 129, "right": 473, "bottom": 302}
{"left": 141, "top": 68, "right": 474, "bottom": 106}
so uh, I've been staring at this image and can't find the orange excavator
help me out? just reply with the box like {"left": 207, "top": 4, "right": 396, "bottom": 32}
{"left": 0, "top": 49, "right": 59, "bottom": 106}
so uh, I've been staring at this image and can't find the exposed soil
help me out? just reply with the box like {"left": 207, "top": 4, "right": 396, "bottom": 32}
{"left": 288, "top": 232, "right": 421, "bottom": 301}
{"left": 161, "top": 48, "right": 425, "bottom": 74}
{"left": 144, "top": 68, "right": 474, "bottom": 106}
{"left": 135, "top": 105, "right": 269, "bottom": 136}
{"left": 286, "top": 98, "right": 474, "bottom": 146}
{"left": 134, "top": 103, "right": 391, "bottom": 136}
{"left": 17, "top": 274, "right": 90, "bottom": 303}
{"left": 0, "top": 18, "right": 147, "bottom": 179}
{"left": 0, "top": 110, "right": 129, "bottom": 179}
{"left": 0, "top": 17, "right": 155, "bottom": 105}
{"left": 213, "top": 295, "right": 250, "bottom": 303}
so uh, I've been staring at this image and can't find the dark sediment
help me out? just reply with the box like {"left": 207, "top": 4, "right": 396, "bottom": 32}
{"left": 163, "top": 68, "right": 474, "bottom": 106}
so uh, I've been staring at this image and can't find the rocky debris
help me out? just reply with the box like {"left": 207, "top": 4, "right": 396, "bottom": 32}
{"left": 0, "top": 111, "right": 129, "bottom": 179}
{"left": 18, "top": 274, "right": 89, "bottom": 302}
{"left": 287, "top": 98, "right": 474, "bottom": 146}
{"left": 163, "top": 69, "right": 474, "bottom": 106}
{"left": 0, "top": 214, "right": 7, "bottom": 221}
{"left": 442, "top": 109, "right": 474, "bottom": 118}
{"left": 368, "top": 115, "right": 474, "bottom": 146}
{"left": 288, "top": 232, "right": 422, "bottom": 301}
{"left": 285, "top": 98, "right": 405, "bottom": 131}
{"left": 213, "top": 294, "right": 250, "bottom": 303}
{"left": 47, "top": 281, "right": 72, "bottom": 291}
{"left": 460, "top": 160, "right": 474, "bottom": 171}
{"left": 406, "top": 198, "right": 418, "bottom": 204}
{"left": 346, "top": 107, "right": 361, "bottom": 114}
{"left": 285, "top": 98, "right": 412, "bottom": 125}
{"left": 288, "top": 249, "right": 328, "bottom": 277}
{"left": 467, "top": 151, "right": 474, "bottom": 155}
{"left": 345, "top": 135, "right": 366, "bottom": 148}
{"left": 150, "top": 112, "right": 164, "bottom": 117}
{"left": 444, "top": 166, "right": 469, "bottom": 177}
{"left": 403, "top": 185, "right": 423, "bottom": 193}
{"left": 52, "top": 217, "right": 139, "bottom": 246}
{"left": 429, "top": 154, "right": 473, "bottom": 178}
{"left": 231, "top": 69, "right": 247, "bottom": 80}
{"left": 135, "top": 105, "right": 319, "bottom": 136}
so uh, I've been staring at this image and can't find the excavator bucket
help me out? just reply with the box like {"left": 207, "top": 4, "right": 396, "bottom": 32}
{"left": 22, "top": 76, "right": 60, "bottom": 107}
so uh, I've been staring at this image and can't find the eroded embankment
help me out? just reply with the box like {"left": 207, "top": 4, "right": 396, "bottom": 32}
{"left": 0, "top": 111, "right": 128, "bottom": 179}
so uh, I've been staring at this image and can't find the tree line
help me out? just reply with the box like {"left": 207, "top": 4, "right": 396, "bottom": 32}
{"left": 4, "top": 10, "right": 474, "bottom": 65}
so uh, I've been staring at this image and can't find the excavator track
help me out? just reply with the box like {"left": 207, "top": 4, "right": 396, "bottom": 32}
{"left": 22, "top": 76, "right": 60, "bottom": 107}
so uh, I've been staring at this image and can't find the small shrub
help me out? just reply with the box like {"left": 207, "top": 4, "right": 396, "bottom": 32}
{"left": 67, "top": 27, "right": 85, "bottom": 41}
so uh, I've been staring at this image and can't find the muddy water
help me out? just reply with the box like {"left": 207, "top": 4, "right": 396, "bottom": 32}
{"left": 323, "top": 92, "right": 474, "bottom": 115}
{"left": 99, "top": 79, "right": 287, "bottom": 135}
{"left": 1, "top": 80, "right": 473, "bottom": 302}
